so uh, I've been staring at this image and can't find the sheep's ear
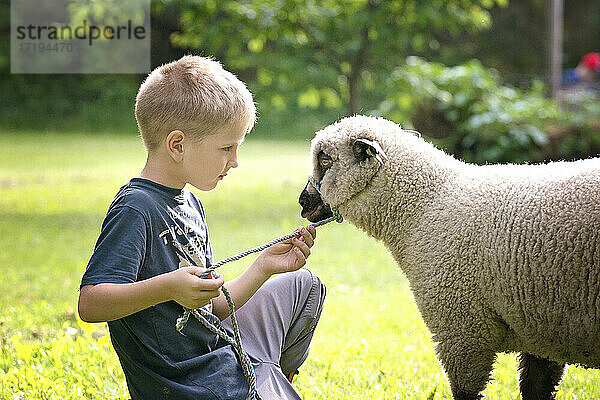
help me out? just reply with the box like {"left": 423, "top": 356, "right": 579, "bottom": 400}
{"left": 353, "top": 138, "right": 388, "bottom": 165}
{"left": 404, "top": 129, "right": 422, "bottom": 138}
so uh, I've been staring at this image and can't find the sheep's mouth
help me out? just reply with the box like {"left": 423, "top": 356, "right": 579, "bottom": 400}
{"left": 299, "top": 182, "right": 334, "bottom": 222}
{"left": 300, "top": 202, "right": 333, "bottom": 222}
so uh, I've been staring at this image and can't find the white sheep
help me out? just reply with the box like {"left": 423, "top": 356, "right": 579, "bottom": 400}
{"left": 298, "top": 115, "right": 600, "bottom": 400}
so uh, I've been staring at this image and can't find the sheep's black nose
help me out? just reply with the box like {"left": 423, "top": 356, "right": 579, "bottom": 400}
{"left": 299, "top": 186, "right": 314, "bottom": 216}
{"left": 299, "top": 182, "right": 321, "bottom": 218}
{"left": 299, "top": 181, "right": 334, "bottom": 222}
{"left": 299, "top": 188, "right": 310, "bottom": 209}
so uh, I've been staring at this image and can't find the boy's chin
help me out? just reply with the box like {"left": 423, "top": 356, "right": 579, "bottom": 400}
{"left": 195, "top": 181, "right": 219, "bottom": 192}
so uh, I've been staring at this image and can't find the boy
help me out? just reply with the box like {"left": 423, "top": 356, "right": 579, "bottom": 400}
{"left": 78, "top": 55, "right": 326, "bottom": 400}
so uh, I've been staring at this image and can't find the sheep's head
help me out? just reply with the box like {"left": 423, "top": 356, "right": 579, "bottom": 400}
{"left": 299, "top": 115, "right": 401, "bottom": 222}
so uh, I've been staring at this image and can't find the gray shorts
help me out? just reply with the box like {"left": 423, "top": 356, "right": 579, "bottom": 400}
{"left": 221, "top": 268, "right": 326, "bottom": 400}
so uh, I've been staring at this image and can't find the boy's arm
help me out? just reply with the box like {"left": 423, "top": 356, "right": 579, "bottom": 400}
{"left": 78, "top": 267, "right": 224, "bottom": 323}
{"left": 211, "top": 225, "right": 316, "bottom": 320}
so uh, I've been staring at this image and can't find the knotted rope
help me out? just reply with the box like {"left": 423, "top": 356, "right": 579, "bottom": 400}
{"left": 176, "top": 176, "right": 340, "bottom": 400}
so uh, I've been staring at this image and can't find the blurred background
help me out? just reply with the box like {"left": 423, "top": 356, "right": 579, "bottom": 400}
{"left": 1, "top": 0, "right": 599, "bottom": 164}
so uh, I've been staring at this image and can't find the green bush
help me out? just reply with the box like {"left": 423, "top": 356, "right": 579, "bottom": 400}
{"left": 0, "top": 75, "right": 140, "bottom": 133}
{"left": 381, "top": 57, "right": 600, "bottom": 164}
{"left": 550, "top": 91, "right": 600, "bottom": 160}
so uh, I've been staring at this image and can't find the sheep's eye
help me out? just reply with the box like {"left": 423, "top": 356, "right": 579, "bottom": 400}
{"left": 319, "top": 156, "right": 332, "bottom": 169}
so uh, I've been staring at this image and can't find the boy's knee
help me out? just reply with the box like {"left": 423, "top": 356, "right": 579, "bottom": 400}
{"left": 295, "top": 268, "right": 326, "bottom": 319}
{"left": 296, "top": 268, "right": 325, "bottom": 295}
{"left": 280, "top": 269, "right": 326, "bottom": 373}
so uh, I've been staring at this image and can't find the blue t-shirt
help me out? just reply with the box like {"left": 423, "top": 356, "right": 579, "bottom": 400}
{"left": 81, "top": 178, "right": 248, "bottom": 400}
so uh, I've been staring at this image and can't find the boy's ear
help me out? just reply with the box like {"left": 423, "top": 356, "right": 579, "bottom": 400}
{"left": 166, "top": 130, "right": 185, "bottom": 162}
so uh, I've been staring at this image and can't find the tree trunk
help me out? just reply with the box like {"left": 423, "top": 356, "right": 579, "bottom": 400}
{"left": 548, "top": 0, "right": 563, "bottom": 99}
{"left": 348, "top": 69, "right": 360, "bottom": 115}
{"left": 346, "top": 0, "right": 376, "bottom": 115}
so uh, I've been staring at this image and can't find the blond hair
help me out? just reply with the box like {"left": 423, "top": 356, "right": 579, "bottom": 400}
{"left": 135, "top": 55, "right": 256, "bottom": 152}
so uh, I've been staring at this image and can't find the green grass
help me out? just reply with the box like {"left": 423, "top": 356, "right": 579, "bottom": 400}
{"left": 1, "top": 131, "right": 599, "bottom": 399}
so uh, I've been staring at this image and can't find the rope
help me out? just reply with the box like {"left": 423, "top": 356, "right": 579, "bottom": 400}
{"left": 176, "top": 287, "right": 260, "bottom": 399}
{"left": 176, "top": 176, "right": 341, "bottom": 400}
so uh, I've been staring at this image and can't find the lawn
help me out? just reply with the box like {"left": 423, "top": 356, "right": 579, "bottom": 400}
{"left": 0, "top": 131, "right": 599, "bottom": 399}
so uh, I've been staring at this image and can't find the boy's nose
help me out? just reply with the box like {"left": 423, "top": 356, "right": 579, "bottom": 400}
{"left": 229, "top": 151, "right": 239, "bottom": 168}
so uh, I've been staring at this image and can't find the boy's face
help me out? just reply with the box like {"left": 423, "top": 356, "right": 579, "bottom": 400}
{"left": 182, "top": 121, "right": 247, "bottom": 191}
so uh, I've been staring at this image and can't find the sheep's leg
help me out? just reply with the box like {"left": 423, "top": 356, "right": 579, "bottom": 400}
{"left": 452, "top": 389, "right": 483, "bottom": 400}
{"left": 435, "top": 341, "right": 495, "bottom": 400}
{"left": 518, "top": 353, "right": 565, "bottom": 400}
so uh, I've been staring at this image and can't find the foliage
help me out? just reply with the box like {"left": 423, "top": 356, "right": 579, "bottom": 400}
{"left": 170, "top": 0, "right": 503, "bottom": 115}
{"left": 0, "top": 1, "right": 170, "bottom": 133}
{"left": 550, "top": 91, "right": 600, "bottom": 160}
{"left": 2, "top": 0, "right": 600, "bottom": 139}
{"left": 449, "top": 0, "right": 600, "bottom": 80}
{"left": 381, "top": 57, "right": 598, "bottom": 164}
{"left": 0, "top": 75, "right": 140, "bottom": 132}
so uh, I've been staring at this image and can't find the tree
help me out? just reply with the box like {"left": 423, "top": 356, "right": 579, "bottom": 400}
{"left": 169, "top": 0, "right": 505, "bottom": 115}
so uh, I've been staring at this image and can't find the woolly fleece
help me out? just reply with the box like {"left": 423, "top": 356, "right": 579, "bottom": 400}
{"left": 307, "top": 115, "right": 600, "bottom": 398}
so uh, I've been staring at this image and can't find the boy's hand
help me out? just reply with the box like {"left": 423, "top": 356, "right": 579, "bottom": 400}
{"left": 166, "top": 266, "right": 224, "bottom": 309}
{"left": 256, "top": 225, "right": 317, "bottom": 276}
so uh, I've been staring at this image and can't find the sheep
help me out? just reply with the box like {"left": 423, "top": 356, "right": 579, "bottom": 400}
{"left": 298, "top": 115, "right": 600, "bottom": 400}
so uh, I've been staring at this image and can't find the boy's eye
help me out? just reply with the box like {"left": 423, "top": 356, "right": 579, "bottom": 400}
{"left": 222, "top": 146, "right": 234, "bottom": 152}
